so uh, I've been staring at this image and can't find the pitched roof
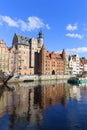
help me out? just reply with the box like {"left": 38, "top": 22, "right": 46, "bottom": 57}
{"left": 80, "top": 58, "right": 87, "bottom": 65}
{"left": 46, "top": 51, "right": 62, "bottom": 59}
{"left": 12, "top": 33, "right": 30, "bottom": 46}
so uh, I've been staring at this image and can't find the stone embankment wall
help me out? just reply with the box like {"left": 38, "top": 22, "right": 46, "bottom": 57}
{"left": 8, "top": 80, "right": 67, "bottom": 87}
{"left": 8, "top": 74, "right": 75, "bottom": 83}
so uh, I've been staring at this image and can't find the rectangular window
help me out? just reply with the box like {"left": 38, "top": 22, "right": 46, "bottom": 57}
{"left": 23, "top": 66, "right": 27, "bottom": 70}
{"left": 18, "top": 45, "right": 21, "bottom": 48}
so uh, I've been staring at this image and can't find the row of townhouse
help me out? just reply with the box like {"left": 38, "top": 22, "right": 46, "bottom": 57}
{"left": 68, "top": 54, "right": 87, "bottom": 75}
{"left": 0, "top": 31, "right": 66, "bottom": 75}
{"left": 0, "top": 31, "right": 86, "bottom": 76}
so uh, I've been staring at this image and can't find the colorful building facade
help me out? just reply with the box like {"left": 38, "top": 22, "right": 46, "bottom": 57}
{"left": 38, "top": 45, "right": 66, "bottom": 75}
{"left": 0, "top": 31, "right": 66, "bottom": 75}
{"left": 0, "top": 40, "right": 9, "bottom": 73}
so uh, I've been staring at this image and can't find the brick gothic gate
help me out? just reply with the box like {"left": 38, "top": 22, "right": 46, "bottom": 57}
{"left": 52, "top": 70, "right": 55, "bottom": 75}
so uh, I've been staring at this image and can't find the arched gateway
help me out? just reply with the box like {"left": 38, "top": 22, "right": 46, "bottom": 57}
{"left": 52, "top": 70, "right": 55, "bottom": 75}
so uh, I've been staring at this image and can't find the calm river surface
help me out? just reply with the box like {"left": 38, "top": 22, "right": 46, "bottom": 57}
{"left": 0, "top": 80, "right": 87, "bottom": 130}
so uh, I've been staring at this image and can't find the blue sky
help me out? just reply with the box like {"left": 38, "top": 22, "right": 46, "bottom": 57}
{"left": 0, "top": 0, "right": 87, "bottom": 57}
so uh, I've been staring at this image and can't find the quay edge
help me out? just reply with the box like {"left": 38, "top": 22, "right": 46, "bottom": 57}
{"left": 7, "top": 74, "right": 75, "bottom": 83}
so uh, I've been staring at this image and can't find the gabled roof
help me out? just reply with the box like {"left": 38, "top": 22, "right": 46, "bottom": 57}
{"left": 69, "top": 55, "right": 78, "bottom": 62}
{"left": 80, "top": 58, "right": 87, "bottom": 65}
{"left": 12, "top": 33, "right": 30, "bottom": 46}
{"left": 46, "top": 51, "right": 62, "bottom": 59}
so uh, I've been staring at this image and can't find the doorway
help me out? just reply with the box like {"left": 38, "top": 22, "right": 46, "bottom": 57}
{"left": 52, "top": 70, "right": 55, "bottom": 75}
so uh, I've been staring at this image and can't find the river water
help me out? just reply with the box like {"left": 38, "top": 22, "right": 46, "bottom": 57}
{"left": 0, "top": 80, "right": 87, "bottom": 130}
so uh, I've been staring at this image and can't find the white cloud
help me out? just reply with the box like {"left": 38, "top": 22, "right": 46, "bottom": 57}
{"left": 46, "top": 24, "right": 50, "bottom": 30}
{"left": 17, "top": 19, "right": 28, "bottom": 31}
{"left": 28, "top": 16, "right": 45, "bottom": 31}
{"left": 66, "top": 24, "right": 77, "bottom": 31}
{"left": 66, "top": 47, "right": 87, "bottom": 55}
{"left": 0, "top": 15, "right": 50, "bottom": 31}
{"left": 0, "top": 15, "right": 18, "bottom": 27}
{"left": 66, "top": 33, "right": 84, "bottom": 39}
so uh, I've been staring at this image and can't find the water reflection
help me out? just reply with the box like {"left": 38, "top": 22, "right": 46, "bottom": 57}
{"left": 69, "top": 85, "right": 81, "bottom": 101}
{"left": 0, "top": 81, "right": 87, "bottom": 130}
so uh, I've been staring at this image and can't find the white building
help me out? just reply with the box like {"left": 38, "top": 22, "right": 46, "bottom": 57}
{"left": 69, "top": 54, "right": 80, "bottom": 75}
{"left": 84, "top": 64, "right": 87, "bottom": 72}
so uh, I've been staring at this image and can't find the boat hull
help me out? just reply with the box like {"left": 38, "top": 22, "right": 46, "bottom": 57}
{"left": 68, "top": 78, "right": 87, "bottom": 85}
{"left": 79, "top": 79, "right": 87, "bottom": 84}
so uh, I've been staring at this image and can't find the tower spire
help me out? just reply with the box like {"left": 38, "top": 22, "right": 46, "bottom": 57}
{"left": 38, "top": 30, "right": 44, "bottom": 48}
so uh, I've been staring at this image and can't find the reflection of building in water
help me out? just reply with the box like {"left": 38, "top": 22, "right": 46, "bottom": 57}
{"left": 0, "top": 83, "right": 68, "bottom": 125}
{"left": 0, "top": 91, "right": 9, "bottom": 117}
{"left": 69, "top": 85, "right": 81, "bottom": 101}
{"left": 26, "top": 87, "right": 42, "bottom": 125}
{"left": 0, "top": 86, "right": 29, "bottom": 117}
{"left": 40, "top": 83, "right": 67, "bottom": 110}
{"left": 0, "top": 85, "right": 43, "bottom": 125}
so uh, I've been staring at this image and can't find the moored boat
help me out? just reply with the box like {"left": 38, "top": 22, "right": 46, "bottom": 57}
{"left": 79, "top": 78, "right": 87, "bottom": 84}
{"left": 68, "top": 77, "right": 87, "bottom": 85}
{"left": 68, "top": 77, "right": 79, "bottom": 84}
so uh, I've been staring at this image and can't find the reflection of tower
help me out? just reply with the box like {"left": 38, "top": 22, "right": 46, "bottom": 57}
{"left": 10, "top": 106, "right": 16, "bottom": 128}
{"left": 27, "top": 89, "right": 32, "bottom": 121}
{"left": 34, "top": 86, "right": 42, "bottom": 108}
{"left": 26, "top": 86, "right": 42, "bottom": 125}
